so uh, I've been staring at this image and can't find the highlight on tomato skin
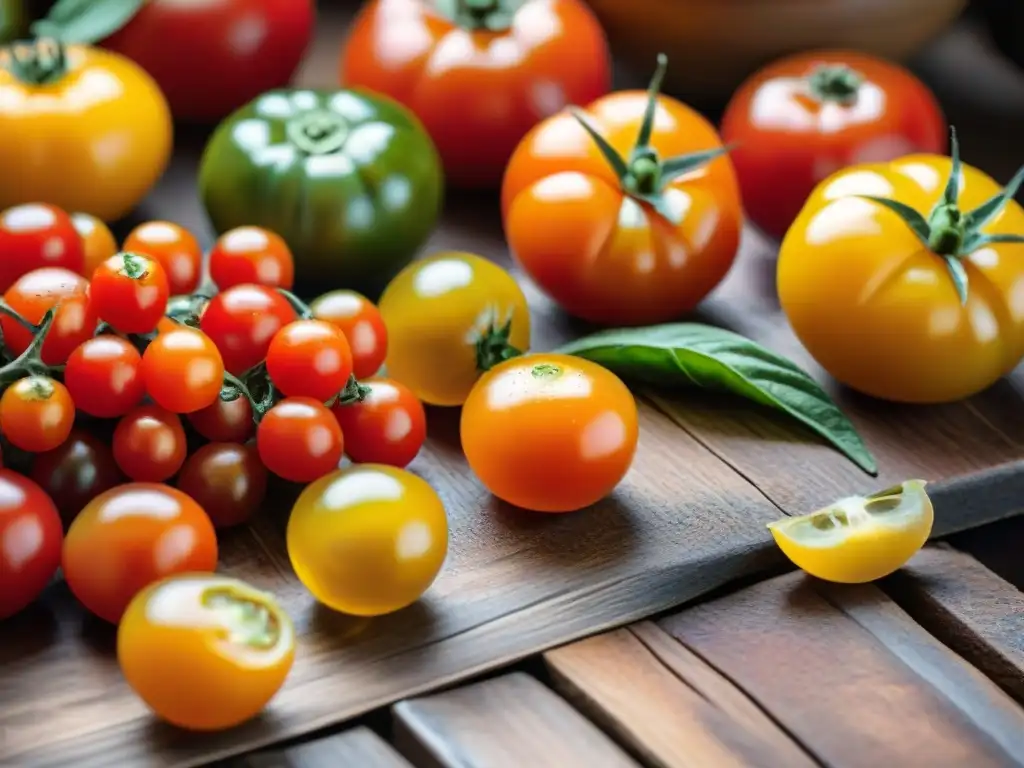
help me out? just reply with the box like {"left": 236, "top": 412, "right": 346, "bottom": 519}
{"left": 0, "top": 469, "right": 63, "bottom": 620}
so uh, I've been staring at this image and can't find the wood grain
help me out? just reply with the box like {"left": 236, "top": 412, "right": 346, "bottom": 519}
{"left": 392, "top": 672, "right": 638, "bottom": 768}
{"left": 237, "top": 727, "right": 410, "bottom": 768}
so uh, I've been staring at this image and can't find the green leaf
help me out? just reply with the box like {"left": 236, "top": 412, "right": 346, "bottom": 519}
{"left": 660, "top": 145, "right": 734, "bottom": 187}
{"left": 856, "top": 195, "right": 931, "bottom": 246}
{"left": 964, "top": 163, "right": 1024, "bottom": 233}
{"left": 941, "top": 255, "right": 969, "bottom": 306}
{"left": 32, "top": 0, "right": 146, "bottom": 44}
{"left": 571, "top": 108, "right": 628, "bottom": 180}
{"left": 557, "top": 323, "right": 878, "bottom": 475}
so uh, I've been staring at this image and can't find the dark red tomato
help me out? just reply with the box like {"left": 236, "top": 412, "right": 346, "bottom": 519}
{"left": 140, "top": 327, "right": 225, "bottom": 414}
{"left": 0, "top": 203, "right": 85, "bottom": 292}
{"left": 256, "top": 398, "right": 343, "bottom": 483}
{"left": 0, "top": 267, "right": 98, "bottom": 365}
{"left": 113, "top": 405, "right": 188, "bottom": 482}
{"left": 64, "top": 335, "right": 146, "bottom": 418}
{"left": 187, "top": 396, "right": 254, "bottom": 443}
{"left": 265, "top": 320, "right": 353, "bottom": 401}
{"left": 309, "top": 290, "right": 388, "bottom": 379}
{"left": 31, "top": 430, "right": 124, "bottom": 528}
{"left": 0, "top": 376, "right": 75, "bottom": 453}
{"left": 332, "top": 378, "right": 426, "bottom": 468}
{"left": 122, "top": 221, "right": 203, "bottom": 296}
{"left": 209, "top": 226, "right": 295, "bottom": 291}
{"left": 100, "top": 0, "right": 316, "bottom": 123}
{"left": 0, "top": 470, "right": 63, "bottom": 619}
{"left": 90, "top": 252, "right": 170, "bottom": 334}
{"left": 720, "top": 50, "right": 947, "bottom": 241}
{"left": 200, "top": 283, "right": 297, "bottom": 375}
{"left": 176, "top": 443, "right": 267, "bottom": 529}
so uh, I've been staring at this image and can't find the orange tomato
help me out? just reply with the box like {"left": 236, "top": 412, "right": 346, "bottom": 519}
{"left": 0, "top": 376, "right": 75, "bottom": 453}
{"left": 123, "top": 221, "right": 203, "bottom": 296}
{"left": 71, "top": 213, "right": 118, "bottom": 277}
{"left": 502, "top": 55, "right": 742, "bottom": 326}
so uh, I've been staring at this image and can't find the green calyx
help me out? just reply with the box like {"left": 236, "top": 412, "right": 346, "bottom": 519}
{"left": 858, "top": 127, "right": 1024, "bottom": 306}
{"left": 433, "top": 0, "right": 523, "bottom": 31}
{"left": 476, "top": 318, "right": 521, "bottom": 371}
{"left": 531, "top": 363, "right": 562, "bottom": 380}
{"left": 202, "top": 588, "right": 281, "bottom": 650}
{"left": 120, "top": 251, "right": 149, "bottom": 280}
{"left": 2, "top": 38, "right": 69, "bottom": 85}
{"left": 286, "top": 110, "right": 349, "bottom": 155}
{"left": 807, "top": 64, "right": 863, "bottom": 105}
{"left": 572, "top": 54, "right": 732, "bottom": 226}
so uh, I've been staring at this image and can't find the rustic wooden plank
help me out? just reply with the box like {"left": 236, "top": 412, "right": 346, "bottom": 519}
{"left": 391, "top": 672, "right": 638, "bottom": 768}
{"left": 544, "top": 624, "right": 815, "bottom": 768}
{"left": 660, "top": 573, "right": 1024, "bottom": 767}
{"left": 238, "top": 727, "right": 410, "bottom": 767}
{"left": 949, "top": 516, "right": 1024, "bottom": 589}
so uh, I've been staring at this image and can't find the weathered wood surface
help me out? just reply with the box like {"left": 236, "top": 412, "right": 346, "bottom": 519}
{"left": 236, "top": 728, "right": 410, "bottom": 768}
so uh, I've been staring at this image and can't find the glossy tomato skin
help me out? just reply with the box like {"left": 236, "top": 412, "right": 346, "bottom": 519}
{"left": 0, "top": 204, "right": 84, "bottom": 292}
{"left": 64, "top": 335, "right": 146, "bottom": 418}
{"left": 332, "top": 378, "right": 427, "bottom": 468}
{"left": 113, "top": 405, "right": 188, "bottom": 482}
{"left": 265, "top": 320, "right": 353, "bottom": 402}
{"left": 118, "top": 574, "right": 295, "bottom": 731}
{"left": 287, "top": 464, "right": 448, "bottom": 616}
{"left": 209, "top": 227, "right": 295, "bottom": 291}
{"left": 141, "top": 327, "right": 225, "bottom": 414}
{"left": 72, "top": 213, "right": 118, "bottom": 278}
{"left": 63, "top": 483, "right": 218, "bottom": 624}
{"left": 1, "top": 267, "right": 98, "bottom": 364}
{"left": 779, "top": 157, "right": 1024, "bottom": 404}
{"left": 0, "top": 470, "right": 62, "bottom": 619}
{"left": 187, "top": 396, "right": 254, "bottom": 444}
{"left": 200, "top": 284, "right": 296, "bottom": 375}
{"left": 342, "top": 0, "right": 611, "bottom": 188}
{"left": 721, "top": 51, "right": 947, "bottom": 241}
{"left": 31, "top": 430, "right": 124, "bottom": 528}
{"left": 462, "top": 353, "right": 638, "bottom": 512}
{"left": 122, "top": 221, "right": 203, "bottom": 296}
{"left": 176, "top": 443, "right": 267, "bottom": 529}
{"left": 310, "top": 290, "right": 388, "bottom": 379}
{"left": 257, "top": 398, "right": 344, "bottom": 483}
{"left": 90, "top": 252, "right": 170, "bottom": 334}
{"left": 0, "top": 376, "right": 75, "bottom": 453}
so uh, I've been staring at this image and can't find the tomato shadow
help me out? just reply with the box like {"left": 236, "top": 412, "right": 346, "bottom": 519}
{"left": 139, "top": 708, "right": 288, "bottom": 760}
{"left": 0, "top": 601, "right": 60, "bottom": 664}
{"left": 422, "top": 405, "right": 463, "bottom": 459}
{"left": 309, "top": 598, "right": 443, "bottom": 662}
{"left": 78, "top": 612, "right": 119, "bottom": 658}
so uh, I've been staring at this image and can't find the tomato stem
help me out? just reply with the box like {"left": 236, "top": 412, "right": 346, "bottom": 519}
{"left": 476, "top": 320, "right": 521, "bottom": 371}
{"left": 276, "top": 288, "right": 314, "bottom": 320}
{"left": 435, "top": 0, "right": 522, "bottom": 30}
{"left": 1, "top": 38, "right": 69, "bottom": 86}
{"left": 807, "top": 64, "right": 863, "bottom": 104}
{"left": 286, "top": 111, "right": 350, "bottom": 155}
{"left": 220, "top": 371, "right": 267, "bottom": 422}
{"left": 202, "top": 588, "right": 281, "bottom": 649}
{"left": 335, "top": 374, "right": 372, "bottom": 406}
{"left": 120, "top": 251, "right": 150, "bottom": 280}
{"left": 0, "top": 308, "right": 59, "bottom": 387}
{"left": 0, "top": 300, "right": 40, "bottom": 337}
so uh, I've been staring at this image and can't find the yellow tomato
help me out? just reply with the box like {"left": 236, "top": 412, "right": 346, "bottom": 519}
{"left": 71, "top": 213, "right": 118, "bottom": 278}
{"left": 287, "top": 464, "right": 448, "bottom": 616}
{"left": 379, "top": 251, "right": 531, "bottom": 406}
{"left": 778, "top": 147, "right": 1024, "bottom": 403}
{"left": 0, "top": 41, "right": 172, "bottom": 222}
{"left": 768, "top": 479, "right": 933, "bottom": 584}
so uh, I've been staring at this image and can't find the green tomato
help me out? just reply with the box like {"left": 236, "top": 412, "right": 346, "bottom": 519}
{"left": 0, "top": 0, "right": 26, "bottom": 43}
{"left": 198, "top": 88, "right": 443, "bottom": 296}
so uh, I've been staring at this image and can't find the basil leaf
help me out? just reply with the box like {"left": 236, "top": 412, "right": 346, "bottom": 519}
{"left": 32, "top": 0, "right": 146, "bottom": 44}
{"left": 557, "top": 323, "right": 878, "bottom": 476}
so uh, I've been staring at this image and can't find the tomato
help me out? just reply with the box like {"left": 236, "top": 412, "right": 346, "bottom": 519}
{"left": 461, "top": 353, "right": 638, "bottom": 512}
{"left": 141, "top": 327, "right": 225, "bottom": 415}
{"left": 0, "top": 470, "right": 62, "bottom": 619}
{"left": 309, "top": 290, "right": 388, "bottom": 379}
{"left": 118, "top": 574, "right": 295, "bottom": 731}
{"left": 30, "top": 429, "right": 124, "bottom": 528}
{"left": 721, "top": 51, "right": 947, "bottom": 242}
{"left": 122, "top": 221, "right": 203, "bottom": 296}
{"left": 379, "top": 252, "right": 531, "bottom": 406}
{"left": 777, "top": 138, "right": 1024, "bottom": 403}
{"left": 0, "top": 204, "right": 84, "bottom": 292}
{"left": 199, "top": 284, "right": 297, "bottom": 375}
{"left": 62, "top": 483, "right": 218, "bottom": 624}
{"left": 0, "top": 267, "right": 98, "bottom": 365}
{"left": 256, "top": 398, "right": 343, "bottom": 483}
{"left": 287, "top": 464, "right": 448, "bottom": 616}
{"left": 0, "top": 41, "right": 171, "bottom": 222}
{"left": 71, "top": 212, "right": 118, "bottom": 278}
{"left": 209, "top": 227, "right": 295, "bottom": 291}
{"left": 113, "top": 405, "right": 188, "bottom": 482}
{"left": 90, "top": 252, "right": 170, "bottom": 334}
{"left": 176, "top": 443, "right": 267, "bottom": 529}
{"left": 0, "top": 376, "right": 75, "bottom": 453}
{"left": 332, "top": 378, "right": 426, "bottom": 468}
{"left": 341, "top": 0, "right": 611, "bottom": 188}
{"left": 501, "top": 55, "right": 742, "bottom": 326}
{"left": 265, "top": 320, "right": 353, "bottom": 402}
{"left": 187, "top": 396, "right": 254, "bottom": 444}
{"left": 64, "top": 335, "right": 146, "bottom": 418}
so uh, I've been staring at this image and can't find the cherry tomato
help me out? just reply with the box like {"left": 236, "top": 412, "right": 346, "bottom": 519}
{"left": 122, "top": 221, "right": 203, "bottom": 295}
{"left": 30, "top": 430, "right": 124, "bottom": 528}
{"left": 0, "top": 470, "right": 62, "bottom": 619}
{"left": 265, "top": 320, "right": 353, "bottom": 402}
{"left": 199, "top": 284, "right": 297, "bottom": 375}
{"left": 0, "top": 267, "right": 98, "bottom": 364}
{"left": 309, "top": 290, "right": 388, "bottom": 379}
{"left": 118, "top": 574, "right": 295, "bottom": 731}
{"left": 176, "top": 443, "right": 267, "bottom": 529}
{"left": 187, "top": 396, "right": 254, "bottom": 444}
{"left": 257, "top": 398, "right": 343, "bottom": 483}
{"left": 287, "top": 464, "right": 448, "bottom": 616}
{"left": 71, "top": 212, "right": 118, "bottom": 278}
{"left": 90, "top": 252, "right": 170, "bottom": 334}
{"left": 461, "top": 353, "right": 639, "bottom": 512}
{"left": 341, "top": 0, "right": 611, "bottom": 188}
{"left": 63, "top": 483, "right": 218, "bottom": 624}
{"left": 332, "top": 378, "right": 426, "bottom": 468}
{"left": 0, "top": 376, "right": 75, "bottom": 453}
{"left": 0, "top": 203, "right": 85, "bottom": 292}
{"left": 721, "top": 51, "right": 947, "bottom": 241}
{"left": 141, "top": 327, "right": 225, "bottom": 414}
{"left": 64, "top": 335, "right": 146, "bottom": 418}
{"left": 113, "top": 405, "right": 188, "bottom": 482}
{"left": 209, "top": 226, "right": 294, "bottom": 291}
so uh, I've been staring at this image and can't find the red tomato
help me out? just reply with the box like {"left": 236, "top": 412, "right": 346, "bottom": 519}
{"left": 332, "top": 378, "right": 426, "bottom": 468}
{"left": 30, "top": 430, "right": 124, "bottom": 528}
{"left": 141, "top": 327, "right": 225, "bottom": 414}
{"left": 113, "top": 405, "right": 188, "bottom": 482}
{"left": 122, "top": 221, "right": 203, "bottom": 295}
{"left": 199, "top": 284, "right": 297, "bottom": 375}
{"left": 720, "top": 50, "right": 947, "bottom": 241}
{"left": 64, "top": 335, "right": 146, "bottom": 418}
{"left": 0, "top": 204, "right": 85, "bottom": 292}
{"left": 0, "top": 267, "right": 98, "bottom": 365}
{"left": 100, "top": 0, "right": 315, "bottom": 123}
{"left": 187, "top": 396, "right": 254, "bottom": 444}
{"left": 0, "top": 376, "right": 75, "bottom": 453}
{"left": 309, "top": 290, "right": 388, "bottom": 379}
{"left": 265, "top": 320, "right": 353, "bottom": 402}
{"left": 0, "top": 470, "right": 63, "bottom": 619}
{"left": 209, "top": 226, "right": 295, "bottom": 291}
{"left": 90, "top": 252, "right": 170, "bottom": 334}
{"left": 341, "top": 0, "right": 611, "bottom": 188}
{"left": 257, "top": 398, "right": 343, "bottom": 483}
{"left": 176, "top": 443, "right": 267, "bottom": 529}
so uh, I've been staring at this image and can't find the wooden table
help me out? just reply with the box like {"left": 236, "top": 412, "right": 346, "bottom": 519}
{"left": 2, "top": 4, "right": 1024, "bottom": 767}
